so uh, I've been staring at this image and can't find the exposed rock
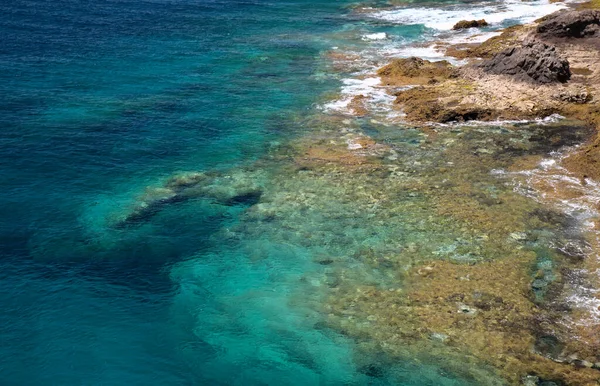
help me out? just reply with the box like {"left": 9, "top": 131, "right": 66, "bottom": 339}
{"left": 393, "top": 86, "right": 498, "bottom": 122}
{"left": 558, "top": 104, "right": 600, "bottom": 180}
{"left": 457, "top": 303, "right": 478, "bottom": 316}
{"left": 452, "top": 19, "right": 489, "bottom": 30}
{"left": 480, "top": 39, "right": 570, "bottom": 84}
{"left": 444, "top": 24, "right": 526, "bottom": 60}
{"left": 377, "top": 57, "right": 457, "bottom": 86}
{"left": 554, "top": 89, "right": 591, "bottom": 104}
{"left": 577, "top": 0, "right": 600, "bottom": 11}
{"left": 537, "top": 10, "right": 600, "bottom": 38}
{"left": 572, "top": 359, "right": 594, "bottom": 368}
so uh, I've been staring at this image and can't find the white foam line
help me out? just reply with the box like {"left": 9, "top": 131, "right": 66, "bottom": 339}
{"left": 371, "top": 0, "right": 569, "bottom": 31}
{"left": 321, "top": 77, "right": 396, "bottom": 115}
{"left": 362, "top": 32, "right": 388, "bottom": 41}
{"left": 431, "top": 114, "right": 566, "bottom": 127}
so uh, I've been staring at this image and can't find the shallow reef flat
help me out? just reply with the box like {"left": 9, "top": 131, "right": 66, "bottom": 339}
{"left": 114, "top": 109, "right": 600, "bottom": 383}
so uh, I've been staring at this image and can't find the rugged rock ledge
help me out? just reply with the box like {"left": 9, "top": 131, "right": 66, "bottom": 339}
{"left": 537, "top": 9, "right": 600, "bottom": 38}
{"left": 479, "top": 38, "right": 571, "bottom": 84}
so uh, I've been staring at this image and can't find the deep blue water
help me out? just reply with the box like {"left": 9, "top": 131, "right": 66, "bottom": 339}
{"left": 0, "top": 0, "right": 494, "bottom": 384}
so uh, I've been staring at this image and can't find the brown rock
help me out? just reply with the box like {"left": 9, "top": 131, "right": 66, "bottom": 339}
{"left": 377, "top": 57, "right": 456, "bottom": 86}
{"left": 348, "top": 94, "right": 369, "bottom": 116}
{"left": 452, "top": 19, "right": 489, "bottom": 30}
{"left": 394, "top": 87, "right": 496, "bottom": 123}
{"left": 445, "top": 24, "right": 525, "bottom": 60}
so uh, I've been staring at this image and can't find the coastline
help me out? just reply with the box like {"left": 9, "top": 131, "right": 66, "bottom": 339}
{"left": 381, "top": 2, "right": 600, "bottom": 180}
{"left": 320, "top": 2, "right": 600, "bottom": 384}
{"left": 89, "top": 1, "right": 600, "bottom": 384}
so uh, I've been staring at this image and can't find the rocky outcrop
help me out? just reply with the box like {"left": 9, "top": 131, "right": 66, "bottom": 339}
{"left": 452, "top": 19, "right": 488, "bottom": 30}
{"left": 394, "top": 86, "right": 496, "bottom": 122}
{"left": 377, "top": 57, "right": 456, "bottom": 86}
{"left": 537, "top": 10, "right": 600, "bottom": 38}
{"left": 479, "top": 39, "right": 570, "bottom": 84}
{"left": 444, "top": 25, "right": 524, "bottom": 60}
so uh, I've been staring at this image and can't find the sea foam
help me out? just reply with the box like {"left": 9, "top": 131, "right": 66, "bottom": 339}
{"left": 370, "top": 0, "right": 569, "bottom": 31}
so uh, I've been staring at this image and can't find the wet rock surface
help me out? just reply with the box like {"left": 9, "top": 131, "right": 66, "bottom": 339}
{"left": 479, "top": 39, "right": 571, "bottom": 84}
{"left": 537, "top": 10, "right": 600, "bottom": 38}
{"left": 453, "top": 19, "right": 489, "bottom": 30}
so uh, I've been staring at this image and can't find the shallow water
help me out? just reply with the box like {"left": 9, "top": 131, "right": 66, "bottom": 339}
{"left": 2, "top": 0, "right": 598, "bottom": 384}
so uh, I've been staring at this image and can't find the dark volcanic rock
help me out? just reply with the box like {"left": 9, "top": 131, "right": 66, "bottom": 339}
{"left": 452, "top": 19, "right": 489, "bottom": 30}
{"left": 537, "top": 10, "right": 600, "bottom": 38}
{"left": 479, "top": 39, "right": 570, "bottom": 84}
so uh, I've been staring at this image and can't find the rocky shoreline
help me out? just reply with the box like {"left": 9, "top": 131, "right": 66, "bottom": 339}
{"left": 322, "top": 4, "right": 600, "bottom": 384}
{"left": 383, "top": 4, "right": 600, "bottom": 182}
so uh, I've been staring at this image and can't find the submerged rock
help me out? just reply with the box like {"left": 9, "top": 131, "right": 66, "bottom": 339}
{"left": 114, "top": 170, "right": 263, "bottom": 227}
{"left": 457, "top": 303, "right": 478, "bottom": 316}
{"left": 522, "top": 375, "right": 539, "bottom": 386}
{"left": 537, "top": 10, "right": 600, "bottom": 38}
{"left": 479, "top": 39, "right": 570, "bottom": 84}
{"left": 452, "top": 19, "right": 489, "bottom": 30}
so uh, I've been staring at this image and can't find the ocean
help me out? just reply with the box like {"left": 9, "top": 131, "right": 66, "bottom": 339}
{"left": 0, "top": 0, "right": 591, "bottom": 384}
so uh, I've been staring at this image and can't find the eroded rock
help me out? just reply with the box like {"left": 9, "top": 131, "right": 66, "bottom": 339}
{"left": 377, "top": 57, "right": 456, "bottom": 86}
{"left": 480, "top": 39, "right": 570, "bottom": 84}
{"left": 537, "top": 10, "right": 600, "bottom": 38}
{"left": 393, "top": 86, "right": 497, "bottom": 122}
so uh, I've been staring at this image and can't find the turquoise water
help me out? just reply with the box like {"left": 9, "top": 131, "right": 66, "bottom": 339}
{"left": 0, "top": 0, "right": 569, "bottom": 384}
{"left": 0, "top": 0, "right": 442, "bottom": 384}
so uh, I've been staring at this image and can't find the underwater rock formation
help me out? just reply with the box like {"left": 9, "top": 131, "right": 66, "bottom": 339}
{"left": 479, "top": 39, "right": 570, "bottom": 84}
{"left": 114, "top": 171, "right": 263, "bottom": 227}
